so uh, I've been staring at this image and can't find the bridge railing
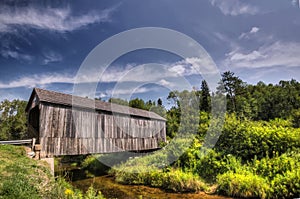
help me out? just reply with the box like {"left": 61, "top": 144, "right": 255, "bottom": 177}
{"left": 0, "top": 138, "right": 36, "bottom": 150}
{"left": 0, "top": 139, "right": 33, "bottom": 145}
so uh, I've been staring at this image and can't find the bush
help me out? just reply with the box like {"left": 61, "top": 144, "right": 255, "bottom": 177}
{"left": 195, "top": 150, "right": 227, "bottom": 182}
{"left": 81, "top": 155, "right": 110, "bottom": 176}
{"left": 216, "top": 114, "right": 300, "bottom": 160}
{"left": 250, "top": 151, "right": 300, "bottom": 180}
{"left": 217, "top": 171, "right": 270, "bottom": 199}
{"left": 112, "top": 165, "right": 207, "bottom": 193}
{"left": 270, "top": 168, "right": 300, "bottom": 199}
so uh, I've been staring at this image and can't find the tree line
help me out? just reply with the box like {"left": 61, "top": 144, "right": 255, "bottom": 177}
{"left": 1, "top": 70, "right": 300, "bottom": 140}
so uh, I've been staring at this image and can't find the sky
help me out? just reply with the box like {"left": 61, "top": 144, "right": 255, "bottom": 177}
{"left": 1, "top": 0, "right": 300, "bottom": 105}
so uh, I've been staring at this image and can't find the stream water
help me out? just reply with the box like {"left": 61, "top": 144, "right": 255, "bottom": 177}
{"left": 57, "top": 166, "right": 232, "bottom": 199}
{"left": 71, "top": 174, "right": 232, "bottom": 199}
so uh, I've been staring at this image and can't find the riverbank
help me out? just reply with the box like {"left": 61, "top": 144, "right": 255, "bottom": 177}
{"left": 0, "top": 145, "right": 104, "bottom": 199}
{"left": 56, "top": 155, "right": 232, "bottom": 199}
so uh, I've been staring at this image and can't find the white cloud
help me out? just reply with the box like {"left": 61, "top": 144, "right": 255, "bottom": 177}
{"left": 0, "top": 73, "right": 74, "bottom": 89}
{"left": 239, "top": 26, "right": 260, "bottom": 39}
{"left": 225, "top": 41, "right": 300, "bottom": 68}
{"left": 1, "top": 50, "right": 33, "bottom": 61}
{"left": 210, "top": 0, "right": 259, "bottom": 16}
{"left": 250, "top": 27, "right": 259, "bottom": 34}
{"left": 0, "top": 5, "right": 115, "bottom": 33}
{"left": 43, "top": 51, "right": 62, "bottom": 64}
{"left": 0, "top": 56, "right": 219, "bottom": 91}
{"left": 159, "top": 79, "right": 173, "bottom": 87}
{"left": 169, "top": 64, "right": 186, "bottom": 75}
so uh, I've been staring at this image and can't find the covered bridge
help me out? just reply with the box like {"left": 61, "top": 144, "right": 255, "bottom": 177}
{"left": 26, "top": 88, "right": 166, "bottom": 158}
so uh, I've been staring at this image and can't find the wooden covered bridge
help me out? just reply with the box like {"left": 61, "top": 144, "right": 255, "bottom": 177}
{"left": 26, "top": 88, "right": 166, "bottom": 158}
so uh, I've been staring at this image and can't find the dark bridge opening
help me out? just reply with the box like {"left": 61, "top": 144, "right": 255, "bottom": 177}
{"left": 28, "top": 106, "right": 39, "bottom": 141}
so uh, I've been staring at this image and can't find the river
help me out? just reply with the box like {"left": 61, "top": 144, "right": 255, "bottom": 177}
{"left": 71, "top": 174, "right": 232, "bottom": 199}
{"left": 57, "top": 166, "right": 233, "bottom": 199}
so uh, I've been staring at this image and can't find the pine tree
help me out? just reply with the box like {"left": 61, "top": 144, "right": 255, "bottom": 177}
{"left": 200, "top": 80, "right": 211, "bottom": 112}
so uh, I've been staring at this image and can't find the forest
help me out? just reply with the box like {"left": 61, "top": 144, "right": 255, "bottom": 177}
{"left": 1, "top": 71, "right": 300, "bottom": 198}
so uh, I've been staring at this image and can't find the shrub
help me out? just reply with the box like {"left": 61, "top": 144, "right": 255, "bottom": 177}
{"left": 250, "top": 151, "right": 300, "bottom": 180}
{"left": 217, "top": 171, "right": 270, "bottom": 199}
{"left": 112, "top": 166, "right": 207, "bottom": 193}
{"left": 216, "top": 115, "right": 300, "bottom": 160}
{"left": 195, "top": 150, "right": 227, "bottom": 182}
{"left": 81, "top": 155, "right": 110, "bottom": 176}
{"left": 270, "top": 168, "right": 300, "bottom": 198}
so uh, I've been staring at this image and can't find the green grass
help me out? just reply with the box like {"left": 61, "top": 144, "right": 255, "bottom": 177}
{"left": 0, "top": 145, "right": 105, "bottom": 199}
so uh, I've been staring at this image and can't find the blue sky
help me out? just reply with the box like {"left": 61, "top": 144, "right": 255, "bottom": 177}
{"left": 1, "top": 0, "right": 300, "bottom": 105}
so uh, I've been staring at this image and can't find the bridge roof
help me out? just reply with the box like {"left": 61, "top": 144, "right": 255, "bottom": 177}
{"left": 26, "top": 88, "right": 166, "bottom": 121}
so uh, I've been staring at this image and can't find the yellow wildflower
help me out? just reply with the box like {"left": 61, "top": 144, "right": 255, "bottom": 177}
{"left": 64, "top": 188, "right": 73, "bottom": 195}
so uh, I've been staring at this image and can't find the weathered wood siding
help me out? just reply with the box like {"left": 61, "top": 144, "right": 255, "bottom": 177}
{"left": 39, "top": 103, "right": 166, "bottom": 156}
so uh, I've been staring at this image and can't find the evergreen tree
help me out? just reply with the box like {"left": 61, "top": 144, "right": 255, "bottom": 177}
{"left": 157, "top": 98, "right": 163, "bottom": 106}
{"left": 200, "top": 80, "right": 211, "bottom": 112}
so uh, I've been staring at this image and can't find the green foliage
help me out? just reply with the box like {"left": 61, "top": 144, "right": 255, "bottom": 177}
{"left": 0, "top": 99, "right": 27, "bottom": 140}
{"left": 84, "top": 186, "right": 105, "bottom": 199}
{"left": 0, "top": 145, "right": 105, "bottom": 199}
{"left": 108, "top": 98, "right": 129, "bottom": 106}
{"left": 81, "top": 155, "right": 110, "bottom": 176}
{"left": 0, "top": 173, "right": 40, "bottom": 199}
{"left": 112, "top": 166, "right": 207, "bottom": 193}
{"left": 200, "top": 80, "right": 211, "bottom": 112}
{"left": 270, "top": 168, "right": 300, "bottom": 199}
{"left": 216, "top": 114, "right": 300, "bottom": 160}
{"left": 196, "top": 151, "right": 243, "bottom": 182}
{"left": 217, "top": 71, "right": 245, "bottom": 113}
{"left": 166, "top": 107, "right": 180, "bottom": 138}
{"left": 291, "top": 108, "right": 300, "bottom": 128}
{"left": 250, "top": 151, "right": 300, "bottom": 180}
{"left": 198, "top": 111, "right": 210, "bottom": 138}
{"left": 217, "top": 170, "right": 270, "bottom": 199}
{"left": 129, "top": 98, "right": 147, "bottom": 110}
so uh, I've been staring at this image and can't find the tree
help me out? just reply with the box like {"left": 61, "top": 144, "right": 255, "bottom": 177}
{"left": 200, "top": 80, "right": 211, "bottom": 112}
{"left": 157, "top": 98, "right": 163, "bottom": 106}
{"left": 0, "top": 99, "right": 27, "bottom": 140}
{"left": 217, "top": 71, "right": 245, "bottom": 113}
{"left": 167, "top": 91, "right": 180, "bottom": 108}
{"left": 147, "top": 98, "right": 166, "bottom": 117}
{"left": 108, "top": 98, "right": 129, "bottom": 106}
{"left": 129, "top": 98, "right": 147, "bottom": 110}
{"left": 145, "top": 100, "right": 154, "bottom": 110}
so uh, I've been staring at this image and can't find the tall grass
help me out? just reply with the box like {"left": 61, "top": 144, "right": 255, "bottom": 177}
{"left": 0, "top": 145, "right": 105, "bottom": 199}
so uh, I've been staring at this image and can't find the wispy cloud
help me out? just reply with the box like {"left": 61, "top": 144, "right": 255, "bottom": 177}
{"left": 1, "top": 50, "right": 33, "bottom": 61}
{"left": 209, "top": 0, "right": 259, "bottom": 16}
{"left": 0, "top": 57, "right": 218, "bottom": 92}
{"left": 225, "top": 41, "right": 300, "bottom": 68}
{"left": 43, "top": 51, "right": 62, "bottom": 64}
{"left": 0, "top": 5, "right": 115, "bottom": 33}
{"left": 0, "top": 73, "right": 74, "bottom": 89}
{"left": 239, "top": 26, "right": 260, "bottom": 39}
{"left": 292, "top": 0, "right": 300, "bottom": 7}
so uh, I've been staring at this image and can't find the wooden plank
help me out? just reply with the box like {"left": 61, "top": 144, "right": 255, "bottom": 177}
{"left": 39, "top": 105, "right": 46, "bottom": 138}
